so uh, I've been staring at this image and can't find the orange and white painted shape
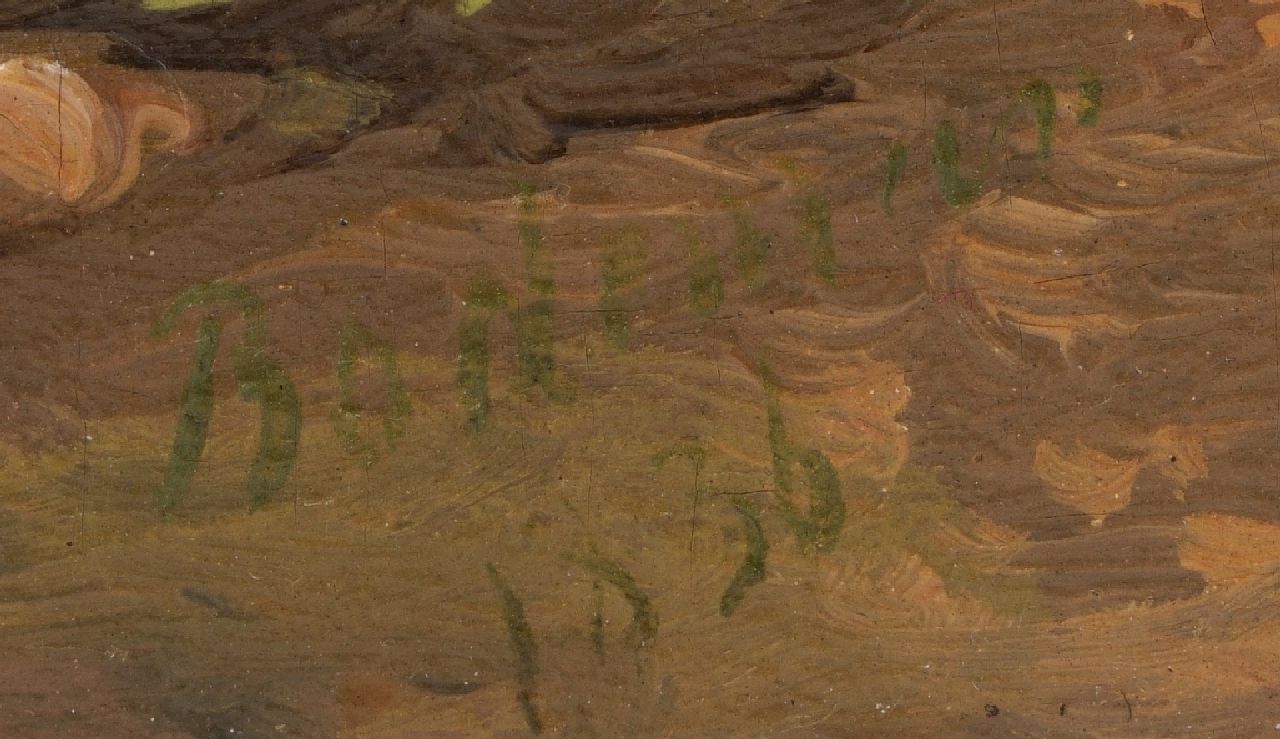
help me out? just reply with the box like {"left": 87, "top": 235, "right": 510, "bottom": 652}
{"left": 0, "top": 57, "right": 201, "bottom": 225}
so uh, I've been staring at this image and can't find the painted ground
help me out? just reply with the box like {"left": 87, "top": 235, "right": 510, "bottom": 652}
{"left": 1, "top": 1, "right": 1280, "bottom": 736}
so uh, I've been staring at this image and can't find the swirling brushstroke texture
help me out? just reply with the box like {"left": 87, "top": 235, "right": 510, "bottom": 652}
{"left": 0, "top": 57, "right": 199, "bottom": 225}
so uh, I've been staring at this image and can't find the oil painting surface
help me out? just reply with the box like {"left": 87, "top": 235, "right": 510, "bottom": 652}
{"left": 0, "top": 1, "right": 1279, "bottom": 737}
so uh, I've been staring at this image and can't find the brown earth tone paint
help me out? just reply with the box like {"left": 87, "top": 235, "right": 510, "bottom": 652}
{"left": 2, "top": 0, "right": 1280, "bottom": 736}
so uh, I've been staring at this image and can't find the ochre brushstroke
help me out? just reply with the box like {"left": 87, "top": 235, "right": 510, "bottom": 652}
{"left": 826, "top": 467, "right": 1036, "bottom": 624}
{"left": 771, "top": 350, "right": 911, "bottom": 481}
{"left": 819, "top": 550, "right": 1012, "bottom": 630}
{"left": 1035, "top": 426, "right": 1209, "bottom": 525}
{"left": 1179, "top": 513, "right": 1280, "bottom": 587}
{"left": 1148, "top": 426, "right": 1208, "bottom": 486}
{"left": 1034, "top": 441, "right": 1142, "bottom": 526}
{"left": 1257, "top": 13, "right": 1280, "bottom": 46}
{"left": 0, "top": 58, "right": 113, "bottom": 208}
{"left": 924, "top": 202, "right": 1139, "bottom": 362}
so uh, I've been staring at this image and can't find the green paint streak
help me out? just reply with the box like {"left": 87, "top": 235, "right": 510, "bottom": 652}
{"left": 590, "top": 582, "right": 605, "bottom": 659}
{"left": 487, "top": 564, "right": 543, "bottom": 735}
{"left": 571, "top": 553, "right": 658, "bottom": 649}
{"left": 601, "top": 228, "right": 647, "bottom": 293}
{"left": 719, "top": 499, "right": 768, "bottom": 618}
{"left": 761, "top": 365, "right": 794, "bottom": 494}
{"left": 268, "top": 69, "right": 392, "bottom": 138}
{"left": 731, "top": 208, "right": 772, "bottom": 290}
{"left": 142, "top": 0, "right": 229, "bottom": 10}
{"left": 153, "top": 281, "right": 264, "bottom": 338}
{"left": 684, "top": 225, "right": 724, "bottom": 317}
{"left": 882, "top": 142, "right": 907, "bottom": 215}
{"left": 456, "top": 0, "right": 493, "bottom": 16}
{"left": 515, "top": 297, "right": 556, "bottom": 388}
{"left": 513, "top": 185, "right": 561, "bottom": 396}
{"left": 760, "top": 365, "right": 846, "bottom": 554}
{"left": 153, "top": 281, "right": 299, "bottom": 513}
{"left": 233, "top": 344, "right": 301, "bottom": 510}
{"left": 599, "top": 225, "right": 647, "bottom": 348}
{"left": 1077, "top": 69, "right": 1102, "bottom": 127}
{"left": 600, "top": 301, "right": 629, "bottom": 348}
{"left": 155, "top": 316, "right": 219, "bottom": 516}
{"left": 457, "top": 315, "right": 494, "bottom": 429}
{"left": 797, "top": 190, "right": 836, "bottom": 283}
{"left": 458, "top": 278, "right": 507, "bottom": 431}
{"left": 795, "top": 449, "right": 845, "bottom": 553}
{"left": 467, "top": 277, "right": 510, "bottom": 310}
{"left": 332, "top": 319, "right": 411, "bottom": 469}
{"left": 1020, "top": 80, "right": 1057, "bottom": 162}
{"left": 932, "top": 120, "right": 982, "bottom": 207}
